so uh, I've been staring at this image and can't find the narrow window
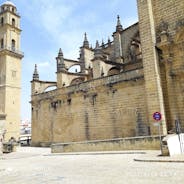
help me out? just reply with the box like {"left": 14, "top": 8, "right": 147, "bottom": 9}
{"left": 1, "top": 17, "right": 4, "bottom": 25}
{"left": 12, "top": 18, "right": 15, "bottom": 27}
{"left": 1, "top": 39, "right": 3, "bottom": 48}
{"left": 11, "top": 39, "right": 15, "bottom": 51}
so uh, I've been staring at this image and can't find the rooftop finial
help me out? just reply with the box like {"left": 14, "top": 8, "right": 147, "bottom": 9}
{"left": 94, "top": 40, "right": 102, "bottom": 58}
{"left": 84, "top": 32, "right": 87, "bottom": 41}
{"left": 108, "top": 37, "right": 111, "bottom": 45}
{"left": 83, "top": 32, "right": 89, "bottom": 48}
{"left": 101, "top": 39, "right": 105, "bottom": 48}
{"left": 58, "top": 48, "right": 63, "bottom": 56}
{"left": 116, "top": 15, "right": 123, "bottom": 32}
{"left": 95, "top": 40, "right": 100, "bottom": 49}
{"left": 33, "top": 64, "right": 39, "bottom": 81}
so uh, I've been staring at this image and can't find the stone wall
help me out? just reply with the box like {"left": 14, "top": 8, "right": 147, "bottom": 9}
{"left": 137, "top": 0, "right": 167, "bottom": 135}
{"left": 0, "top": 54, "right": 22, "bottom": 141}
{"left": 151, "top": 0, "right": 184, "bottom": 131}
{"left": 31, "top": 68, "right": 148, "bottom": 146}
{"left": 137, "top": 0, "right": 184, "bottom": 133}
{"left": 51, "top": 136, "right": 161, "bottom": 153}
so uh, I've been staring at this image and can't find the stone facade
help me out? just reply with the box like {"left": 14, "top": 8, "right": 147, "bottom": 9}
{"left": 0, "top": 1, "right": 23, "bottom": 142}
{"left": 137, "top": 0, "right": 184, "bottom": 133}
{"left": 31, "top": 0, "right": 184, "bottom": 146}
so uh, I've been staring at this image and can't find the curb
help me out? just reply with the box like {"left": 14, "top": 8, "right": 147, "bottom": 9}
{"left": 134, "top": 158, "right": 184, "bottom": 163}
{"left": 44, "top": 151, "right": 146, "bottom": 156}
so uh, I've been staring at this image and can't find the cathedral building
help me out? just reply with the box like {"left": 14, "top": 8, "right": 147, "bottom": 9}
{"left": 31, "top": 0, "right": 184, "bottom": 147}
{"left": 0, "top": 1, "right": 23, "bottom": 141}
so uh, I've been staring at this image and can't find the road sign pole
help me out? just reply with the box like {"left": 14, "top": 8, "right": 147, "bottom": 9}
{"left": 158, "top": 122, "right": 163, "bottom": 155}
{"left": 153, "top": 112, "right": 163, "bottom": 155}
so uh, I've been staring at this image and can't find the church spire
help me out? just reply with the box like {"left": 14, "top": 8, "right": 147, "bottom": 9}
{"left": 56, "top": 48, "right": 66, "bottom": 72}
{"left": 83, "top": 32, "right": 89, "bottom": 48}
{"left": 58, "top": 48, "right": 63, "bottom": 57}
{"left": 101, "top": 39, "right": 105, "bottom": 48}
{"left": 95, "top": 40, "right": 100, "bottom": 49}
{"left": 108, "top": 37, "right": 111, "bottom": 46}
{"left": 94, "top": 40, "right": 102, "bottom": 58}
{"left": 116, "top": 15, "right": 123, "bottom": 32}
{"left": 33, "top": 64, "right": 39, "bottom": 81}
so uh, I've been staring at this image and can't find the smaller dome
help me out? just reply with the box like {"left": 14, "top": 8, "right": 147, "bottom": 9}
{"left": 1, "top": 1, "right": 16, "bottom": 7}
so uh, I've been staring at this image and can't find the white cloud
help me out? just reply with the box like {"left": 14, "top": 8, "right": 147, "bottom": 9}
{"left": 21, "top": 0, "right": 137, "bottom": 61}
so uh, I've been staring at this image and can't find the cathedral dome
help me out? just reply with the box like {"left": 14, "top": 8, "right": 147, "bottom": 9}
{"left": 1, "top": 1, "right": 16, "bottom": 7}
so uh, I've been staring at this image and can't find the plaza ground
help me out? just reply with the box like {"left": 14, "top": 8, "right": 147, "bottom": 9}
{"left": 0, "top": 147, "right": 184, "bottom": 184}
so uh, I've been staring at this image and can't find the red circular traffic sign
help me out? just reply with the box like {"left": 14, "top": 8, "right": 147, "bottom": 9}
{"left": 153, "top": 112, "right": 162, "bottom": 121}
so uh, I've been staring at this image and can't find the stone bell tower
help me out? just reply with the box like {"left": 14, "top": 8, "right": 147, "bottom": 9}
{"left": 0, "top": 1, "right": 23, "bottom": 141}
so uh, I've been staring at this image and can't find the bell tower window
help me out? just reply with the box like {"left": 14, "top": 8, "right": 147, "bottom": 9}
{"left": 11, "top": 39, "right": 15, "bottom": 51}
{"left": 1, "top": 39, "right": 4, "bottom": 49}
{"left": 1, "top": 17, "right": 4, "bottom": 26}
{"left": 12, "top": 18, "right": 15, "bottom": 27}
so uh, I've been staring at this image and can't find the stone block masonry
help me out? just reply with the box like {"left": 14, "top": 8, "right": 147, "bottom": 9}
{"left": 31, "top": 69, "right": 148, "bottom": 146}
{"left": 51, "top": 136, "right": 161, "bottom": 153}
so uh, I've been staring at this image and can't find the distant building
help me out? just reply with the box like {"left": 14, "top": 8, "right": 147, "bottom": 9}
{"left": 0, "top": 1, "right": 23, "bottom": 141}
{"left": 20, "top": 119, "right": 31, "bottom": 135}
{"left": 31, "top": 0, "right": 184, "bottom": 147}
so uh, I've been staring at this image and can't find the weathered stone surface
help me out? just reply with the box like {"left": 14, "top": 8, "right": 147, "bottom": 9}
{"left": 51, "top": 136, "right": 161, "bottom": 153}
{"left": 31, "top": 69, "right": 146, "bottom": 145}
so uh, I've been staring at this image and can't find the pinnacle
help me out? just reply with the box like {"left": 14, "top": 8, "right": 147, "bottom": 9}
{"left": 58, "top": 48, "right": 63, "bottom": 56}
{"left": 83, "top": 32, "right": 89, "bottom": 48}
{"left": 33, "top": 64, "right": 39, "bottom": 80}
{"left": 95, "top": 40, "right": 100, "bottom": 49}
{"left": 116, "top": 15, "right": 123, "bottom": 32}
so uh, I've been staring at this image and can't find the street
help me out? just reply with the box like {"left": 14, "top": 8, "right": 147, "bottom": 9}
{"left": 0, "top": 147, "right": 184, "bottom": 184}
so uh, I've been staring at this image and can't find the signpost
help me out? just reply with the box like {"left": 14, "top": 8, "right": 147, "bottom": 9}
{"left": 153, "top": 112, "right": 162, "bottom": 121}
{"left": 153, "top": 112, "right": 163, "bottom": 155}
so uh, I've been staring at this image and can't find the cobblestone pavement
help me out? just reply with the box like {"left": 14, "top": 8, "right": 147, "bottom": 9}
{"left": 0, "top": 147, "right": 184, "bottom": 184}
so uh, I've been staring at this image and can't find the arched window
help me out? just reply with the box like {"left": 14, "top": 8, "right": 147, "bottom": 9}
{"left": 12, "top": 18, "right": 15, "bottom": 27}
{"left": 70, "top": 77, "right": 84, "bottom": 85}
{"left": 11, "top": 39, "right": 15, "bottom": 51}
{"left": 108, "top": 67, "right": 120, "bottom": 76}
{"left": 1, "top": 39, "right": 4, "bottom": 49}
{"left": 1, "top": 17, "right": 4, "bottom": 25}
{"left": 44, "top": 86, "right": 57, "bottom": 92}
{"left": 68, "top": 65, "right": 81, "bottom": 73}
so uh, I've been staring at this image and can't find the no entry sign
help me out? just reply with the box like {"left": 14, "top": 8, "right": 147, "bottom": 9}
{"left": 153, "top": 112, "right": 162, "bottom": 121}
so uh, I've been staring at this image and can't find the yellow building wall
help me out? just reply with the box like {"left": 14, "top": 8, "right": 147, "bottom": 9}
{"left": 31, "top": 69, "right": 148, "bottom": 146}
{"left": 152, "top": 0, "right": 184, "bottom": 130}
{"left": 4, "top": 55, "right": 21, "bottom": 140}
{"left": 137, "top": 0, "right": 184, "bottom": 134}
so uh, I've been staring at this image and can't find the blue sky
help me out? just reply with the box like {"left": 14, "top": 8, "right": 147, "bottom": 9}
{"left": 2, "top": 0, "right": 138, "bottom": 120}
